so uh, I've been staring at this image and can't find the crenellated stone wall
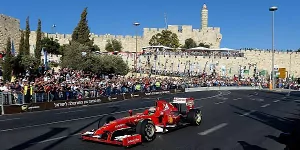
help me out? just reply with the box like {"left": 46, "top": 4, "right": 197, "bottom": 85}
{"left": 29, "top": 24, "right": 220, "bottom": 53}
{"left": 117, "top": 50, "right": 300, "bottom": 77}
{"left": 143, "top": 25, "right": 222, "bottom": 49}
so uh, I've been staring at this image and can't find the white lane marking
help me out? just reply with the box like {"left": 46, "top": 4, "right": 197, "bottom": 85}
{"left": 215, "top": 101, "right": 225, "bottom": 105}
{"left": 0, "top": 118, "right": 21, "bottom": 122}
{"left": 233, "top": 98, "right": 242, "bottom": 101}
{"left": 56, "top": 109, "right": 85, "bottom": 114}
{"left": 198, "top": 123, "right": 228, "bottom": 135}
{"left": 194, "top": 91, "right": 224, "bottom": 101}
{"left": 0, "top": 106, "right": 152, "bottom": 132}
{"left": 240, "top": 110, "right": 256, "bottom": 117}
{"left": 295, "top": 100, "right": 300, "bottom": 102}
{"left": 261, "top": 104, "right": 270, "bottom": 108}
{"left": 195, "top": 106, "right": 203, "bottom": 109}
{"left": 254, "top": 92, "right": 258, "bottom": 95}
{"left": 257, "top": 99, "right": 264, "bottom": 102}
{"left": 281, "top": 97, "right": 287, "bottom": 99}
{"left": 248, "top": 95, "right": 253, "bottom": 97}
{"left": 273, "top": 100, "right": 280, "bottom": 103}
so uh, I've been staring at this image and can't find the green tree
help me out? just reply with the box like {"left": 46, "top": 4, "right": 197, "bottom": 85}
{"left": 105, "top": 39, "right": 123, "bottom": 52}
{"left": 92, "top": 55, "right": 129, "bottom": 75}
{"left": 35, "top": 19, "right": 42, "bottom": 64}
{"left": 58, "top": 44, "right": 68, "bottom": 56}
{"left": 20, "top": 55, "right": 39, "bottom": 69}
{"left": 183, "top": 38, "right": 197, "bottom": 49}
{"left": 61, "top": 42, "right": 128, "bottom": 75}
{"left": 24, "top": 16, "right": 30, "bottom": 55}
{"left": 60, "top": 42, "right": 91, "bottom": 70}
{"left": 149, "top": 30, "right": 180, "bottom": 48}
{"left": 297, "top": 48, "right": 300, "bottom": 52}
{"left": 90, "top": 44, "right": 100, "bottom": 52}
{"left": 71, "top": 7, "right": 93, "bottom": 46}
{"left": 18, "top": 31, "right": 25, "bottom": 55}
{"left": 11, "top": 55, "right": 24, "bottom": 76}
{"left": 198, "top": 43, "right": 210, "bottom": 48}
{"left": 41, "top": 37, "right": 61, "bottom": 54}
{"left": 3, "top": 38, "right": 13, "bottom": 81}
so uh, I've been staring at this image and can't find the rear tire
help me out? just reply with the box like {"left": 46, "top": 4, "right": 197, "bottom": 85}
{"left": 98, "top": 116, "right": 116, "bottom": 128}
{"left": 136, "top": 119, "right": 156, "bottom": 142}
{"left": 187, "top": 109, "right": 202, "bottom": 126}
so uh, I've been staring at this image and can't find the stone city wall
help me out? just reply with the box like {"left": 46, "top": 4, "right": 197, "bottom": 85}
{"left": 0, "top": 14, "right": 20, "bottom": 52}
{"left": 143, "top": 25, "right": 222, "bottom": 49}
{"left": 30, "top": 25, "right": 221, "bottom": 53}
{"left": 118, "top": 50, "right": 300, "bottom": 77}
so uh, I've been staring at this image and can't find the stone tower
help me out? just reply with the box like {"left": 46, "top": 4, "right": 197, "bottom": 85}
{"left": 201, "top": 3, "right": 208, "bottom": 29}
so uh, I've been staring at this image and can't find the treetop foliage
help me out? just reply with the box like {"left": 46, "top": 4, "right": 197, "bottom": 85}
{"left": 41, "top": 37, "right": 61, "bottom": 55}
{"left": 61, "top": 41, "right": 129, "bottom": 75}
{"left": 182, "top": 38, "right": 197, "bottom": 49}
{"left": 3, "top": 37, "right": 13, "bottom": 81}
{"left": 105, "top": 39, "right": 123, "bottom": 52}
{"left": 149, "top": 30, "right": 180, "bottom": 48}
{"left": 24, "top": 16, "right": 30, "bottom": 55}
{"left": 35, "top": 19, "right": 42, "bottom": 64}
{"left": 71, "top": 7, "right": 93, "bottom": 47}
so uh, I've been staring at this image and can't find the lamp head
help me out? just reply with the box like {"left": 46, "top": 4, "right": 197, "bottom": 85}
{"left": 269, "top": 6, "right": 278, "bottom": 11}
{"left": 133, "top": 22, "right": 140, "bottom": 26}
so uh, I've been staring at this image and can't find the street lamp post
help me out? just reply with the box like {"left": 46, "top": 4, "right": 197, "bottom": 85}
{"left": 133, "top": 22, "right": 140, "bottom": 75}
{"left": 269, "top": 6, "right": 278, "bottom": 90}
{"left": 289, "top": 51, "right": 293, "bottom": 91}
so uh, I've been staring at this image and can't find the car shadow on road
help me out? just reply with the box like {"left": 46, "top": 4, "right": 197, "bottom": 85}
{"left": 231, "top": 104, "right": 300, "bottom": 150}
{"left": 8, "top": 127, "right": 68, "bottom": 150}
{"left": 41, "top": 106, "right": 121, "bottom": 150}
{"left": 7, "top": 106, "right": 121, "bottom": 150}
{"left": 237, "top": 141, "right": 268, "bottom": 150}
{"left": 211, "top": 141, "right": 268, "bottom": 150}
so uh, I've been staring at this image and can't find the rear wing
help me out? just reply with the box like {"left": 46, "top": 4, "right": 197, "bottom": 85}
{"left": 172, "top": 97, "right": 195, "bottom": 110}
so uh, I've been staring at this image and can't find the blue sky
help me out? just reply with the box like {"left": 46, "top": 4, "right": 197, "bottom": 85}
{"left": 0, "top": 0, "right": 298, "bottom": 50}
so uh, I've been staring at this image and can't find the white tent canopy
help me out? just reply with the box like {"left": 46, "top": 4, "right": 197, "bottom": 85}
{"left": 187, "top": 47, "right": 237, "bottom": 51}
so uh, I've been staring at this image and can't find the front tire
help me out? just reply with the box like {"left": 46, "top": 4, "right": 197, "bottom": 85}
{"left": 136, "top": 119, "right": 156, "bottom": 142}
{"left": 187, "top": 109, "right": 202, "bottom": 126}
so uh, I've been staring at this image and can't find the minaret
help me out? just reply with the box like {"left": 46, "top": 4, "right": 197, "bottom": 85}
{"left": 201, "top": 3, "right": 208, "bottom": 29}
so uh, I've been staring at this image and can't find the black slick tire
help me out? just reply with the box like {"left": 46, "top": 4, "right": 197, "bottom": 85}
{"left": 187, "top": 109, "right": 202, "bottom": 126}
{"left": 136, "top": 119, "right": 156, "bottom": 142}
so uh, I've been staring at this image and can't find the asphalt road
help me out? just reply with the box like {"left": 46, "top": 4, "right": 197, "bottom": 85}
{"left": 0, "top": 90, "right": 299, "bottom": 150}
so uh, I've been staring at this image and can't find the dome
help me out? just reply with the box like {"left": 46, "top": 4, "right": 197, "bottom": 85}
{"left": 202, "top": 3, "right": 207, "bottom": 9}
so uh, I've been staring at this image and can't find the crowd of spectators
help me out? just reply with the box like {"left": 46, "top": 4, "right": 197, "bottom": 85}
{"left": 0, "top": 67, "right": 264, "bottom": 105}
{"left": 0, "top": 68, "right": 186, "bottom": 104}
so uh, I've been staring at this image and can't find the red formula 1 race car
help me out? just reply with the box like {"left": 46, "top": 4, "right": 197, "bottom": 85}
{"left": 81, "top": 97, "right": 202, "bottom": 147}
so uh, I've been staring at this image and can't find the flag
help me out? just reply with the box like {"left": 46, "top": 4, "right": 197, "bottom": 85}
{"left": 11, "top": 39, "right": 15, "bottom": 56}
{"left": 43, "top": 48, "right": 48, "bottom": 67}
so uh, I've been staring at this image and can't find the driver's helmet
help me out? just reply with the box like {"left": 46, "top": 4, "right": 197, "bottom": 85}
{"left": 148, "top": 107, "right": 156, "bottom": 115}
